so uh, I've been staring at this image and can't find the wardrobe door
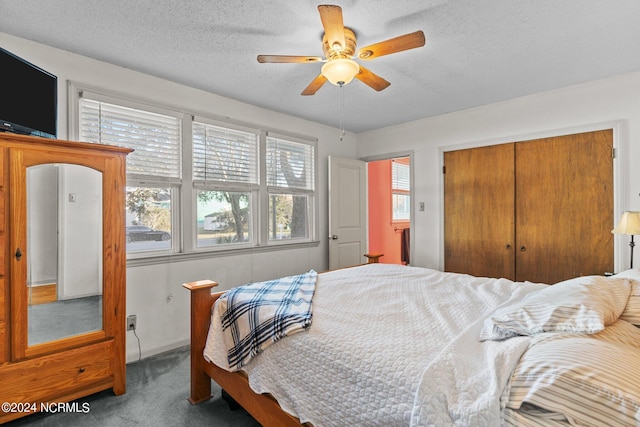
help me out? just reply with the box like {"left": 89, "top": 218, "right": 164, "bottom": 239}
{"left": 515, "top": 130, "right": 613, "bottom": 283}
{"left": 444, "top": 143, "right": 516, "bottom": 279}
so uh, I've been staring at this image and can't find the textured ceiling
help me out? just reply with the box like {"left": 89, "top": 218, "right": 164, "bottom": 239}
{"left": 2, "top": 1, "right": 640, "bottom": 133}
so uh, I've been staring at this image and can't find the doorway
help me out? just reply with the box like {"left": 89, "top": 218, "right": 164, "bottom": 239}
{"left": 367, "top": 157, "right": 411, "bottom": 265}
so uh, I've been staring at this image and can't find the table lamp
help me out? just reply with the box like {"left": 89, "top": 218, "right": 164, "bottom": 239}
{"left": 612, "top": 211, "right": 640, "bottom": 269}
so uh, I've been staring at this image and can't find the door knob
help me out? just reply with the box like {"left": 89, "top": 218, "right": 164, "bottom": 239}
{"left": 329, "top": 235, "right": 338, "bottom": 240}
{"left": 505, "top": 244, "right": 511, "bottom": 250}
{"left": 520, "top": 246, "right": 526, "bottom": 252}
{"left": 15, "top": 248, "right": 22, "bottom": 260}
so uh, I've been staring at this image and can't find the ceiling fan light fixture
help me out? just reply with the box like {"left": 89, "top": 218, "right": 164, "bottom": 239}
{"left": 257, "top": 6, "right": 425, "bottom": 95}
{"left": 321, "top": 58, "right": 360, "bottom": 86}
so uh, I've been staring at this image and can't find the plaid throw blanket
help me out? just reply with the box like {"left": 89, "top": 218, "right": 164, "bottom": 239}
{"left": 218, "top": 270, "right": 317, "bottom": 370}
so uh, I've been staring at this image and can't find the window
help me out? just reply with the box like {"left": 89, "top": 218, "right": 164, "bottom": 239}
{"left": 391, "top": 159, "right": 410, "bottom": 222}
{"left": 76, "top": 92, "right": 182, "bottom": 254}
{"left": 266, "top": 135, "right": 315, "bottom": 241}
{"left": 125, "top": 186, "right": 173, "bottom": 251}
{"left": 71, "top": 84, "right": 318, "bottom": 260}
{"left": 192, "top": 121, "right": 258, "bottom": 248}
{"left": 192, "top": 124, "right": 316, "bottom": 248}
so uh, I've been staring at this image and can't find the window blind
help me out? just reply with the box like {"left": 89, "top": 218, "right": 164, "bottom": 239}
{"left": 392, "top": 161, "right": 410, "bottom": 192}
{"left": 78, "top": 98, "right": 181, "bottom": 181}
{"left": 192, "top": 122, "right": 259, "bottom": 185}
{"left": 266, "top": 136, "right": 314, "bottom": 191}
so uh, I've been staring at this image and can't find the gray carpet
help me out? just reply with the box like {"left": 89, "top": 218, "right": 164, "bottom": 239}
{"left": 5, "top": 346, "right": 261, "bottom": 426}
{"left": 28, "top": 296, "right": 102, "bottom": 345}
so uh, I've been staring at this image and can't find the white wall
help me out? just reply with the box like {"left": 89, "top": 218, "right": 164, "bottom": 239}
{"left": 26, "top": 165, "right": 58, "bottom": 285}
{"left": 357, "top": 72, "right": 640, "bottom": 272}
{"left": 59, "top": 164, "right": 102, "bottom": 299}
{"left": 0, "top": 32, "right": 357, "bottom": 361}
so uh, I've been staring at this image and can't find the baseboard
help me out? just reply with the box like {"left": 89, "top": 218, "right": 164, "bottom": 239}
{"left": 29, "top": 283, "right": 57, "bottom": 305}
{"left": 126, "top": 338, "right": 190, "bottom": 364}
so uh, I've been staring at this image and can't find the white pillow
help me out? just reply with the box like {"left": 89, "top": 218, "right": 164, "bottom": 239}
{"left": 479, "top": 276, "right": 631, "bottom": 341}
{"left": 615, "top": 268, "right": 640, "bottom": 325}
{"left": 507, "top": 322, "right": 640, "bottom": 427}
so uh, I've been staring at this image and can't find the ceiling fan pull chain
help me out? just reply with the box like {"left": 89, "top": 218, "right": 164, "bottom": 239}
{"left": 339, "top": 84, "right": 345, "bottom": 141}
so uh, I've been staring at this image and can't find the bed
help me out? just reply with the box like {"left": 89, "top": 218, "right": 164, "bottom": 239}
{"left": 183, "top": 264, "right": 640, "bottom": 426}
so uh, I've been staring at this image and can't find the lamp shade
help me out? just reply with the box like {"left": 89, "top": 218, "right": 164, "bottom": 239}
{"left": 612, "top": 211, "right": 640, "bottom": 235}
{"left": 321, "top": 58, "right": 360, "bottom": 86}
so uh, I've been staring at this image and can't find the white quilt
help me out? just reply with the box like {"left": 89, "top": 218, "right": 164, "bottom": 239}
{"left": 204, "top": 264, "right": 546, "bottom": 426}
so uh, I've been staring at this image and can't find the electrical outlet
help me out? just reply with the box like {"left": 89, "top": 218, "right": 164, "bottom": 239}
{"left": 127, "top": 314, "right": 137, "bottom": 331}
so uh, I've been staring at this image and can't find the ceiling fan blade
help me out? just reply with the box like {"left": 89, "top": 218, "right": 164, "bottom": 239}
{"left": 355, "top": 66, "right": 391, "bottom": 91}
{"left": 318, "top": 5, "right": 346, "bottom": 52}
{"left": 357, "top": 30, "right": 426, "bottom": 60}
{"left": 301, "top": 74, "right": 328, "bottom": 96}
{"left": 258, "top": 55, "right": 323, "bottom": 63}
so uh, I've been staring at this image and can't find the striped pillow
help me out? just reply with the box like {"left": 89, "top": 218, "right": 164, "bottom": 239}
{"left": 479, "top": 276, "right": 631, "bottom": 341}
{"left": 507, "top": 323, "right": 640, "bottom": 426}
{"left": 615, "top": 269, "right": 640, "bottom": 325}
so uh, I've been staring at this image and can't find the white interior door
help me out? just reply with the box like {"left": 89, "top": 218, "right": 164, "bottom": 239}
{"left": 328, "top": 156, "right": 366, "bottom": 270}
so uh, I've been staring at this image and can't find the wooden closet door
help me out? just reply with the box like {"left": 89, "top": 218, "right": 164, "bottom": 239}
{"left": 444, "top": 143, "right": 516, "bottom": 279}
{"left": 515, "top": 130, "right": 613, "bottom": 283}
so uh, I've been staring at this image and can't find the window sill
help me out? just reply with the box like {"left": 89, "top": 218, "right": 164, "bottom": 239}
{"left": 126, "top": 240, "right": 321, "bottom": 268}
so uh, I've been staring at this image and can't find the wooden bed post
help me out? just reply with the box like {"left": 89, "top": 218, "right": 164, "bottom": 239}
{"left": 182, "top": 279, "right": 307, "bottom": 426}
{"left": 182, "top": 279, "right": 218, "bottom": 404}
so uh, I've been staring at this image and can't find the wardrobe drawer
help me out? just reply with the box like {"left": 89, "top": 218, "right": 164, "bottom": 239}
{"left": 0, "top": 339, "right": 114, "bottom": 403}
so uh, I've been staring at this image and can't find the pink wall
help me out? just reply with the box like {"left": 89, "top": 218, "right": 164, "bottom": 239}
{"left": 368, "top": 159, "right": 409, "bottom": 264}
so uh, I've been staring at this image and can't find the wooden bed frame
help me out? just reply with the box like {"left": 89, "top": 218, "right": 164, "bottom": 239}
{"left": 182, "top": 279, "right": 308, "bottom": 426}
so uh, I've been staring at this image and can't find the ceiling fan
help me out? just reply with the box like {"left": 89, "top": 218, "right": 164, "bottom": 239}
{"left": 257, "top": 4, "right": 426, "bottom": 96}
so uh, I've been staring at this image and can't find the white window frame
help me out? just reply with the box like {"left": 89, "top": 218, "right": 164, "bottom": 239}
{"left": 265, "top": 132, "right": 316, "bottom": 245}
{"left": 192, "top": 118, "right": 318, "bottom": 251}
{"left": 391, "top": 160, "right": 410, "bottom": 223}
{"left": 69, "top": 82, "right": 319, "bottom": 262}
{"left": 69, "top": 83, "right": 185, "bottom": 258}
{"left": 192, "top": 116, "right": 260, "bottom": 251}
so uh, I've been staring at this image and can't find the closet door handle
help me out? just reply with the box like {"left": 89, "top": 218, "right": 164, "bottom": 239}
{"left": 15, "top": 248, "right": 22, "bottom": 260}
{"left": 520, "top": 246, "right": 526, "bottom": 252}
{"left": 505, "top": 244, "right": 511, "bottom": 250}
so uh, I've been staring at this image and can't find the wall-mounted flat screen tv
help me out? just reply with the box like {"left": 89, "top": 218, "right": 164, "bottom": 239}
{"left": 0, "top": 47, "right": 57, "bottom": 138}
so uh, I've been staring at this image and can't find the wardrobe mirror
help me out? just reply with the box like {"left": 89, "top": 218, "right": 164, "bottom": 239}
{"left": 26, "top": 163, "right": 103, "bottom": 346}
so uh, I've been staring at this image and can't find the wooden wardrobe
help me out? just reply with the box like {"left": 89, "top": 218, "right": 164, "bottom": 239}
{"left": 444, "top": 130, "right": 613, "bottom": 284}
{"left": 0, "top": 133, "right": 131, "bottom": 422}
